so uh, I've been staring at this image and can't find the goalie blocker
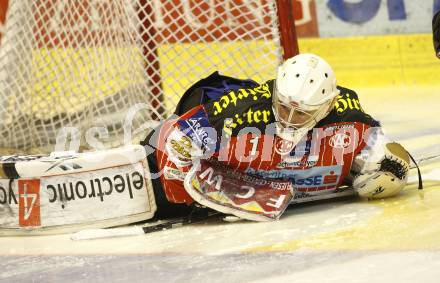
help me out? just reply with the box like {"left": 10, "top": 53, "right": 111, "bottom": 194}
{"left": 0, "top": 145, "right": 156, "bottom": 235}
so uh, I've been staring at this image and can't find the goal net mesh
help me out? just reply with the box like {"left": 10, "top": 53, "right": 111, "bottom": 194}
{"left": 0, "top": 0, "right": 284, "bottom": 153}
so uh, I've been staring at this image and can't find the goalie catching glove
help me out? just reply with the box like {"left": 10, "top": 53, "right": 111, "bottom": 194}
{"left": 352, "top": 141, "right": 410, "bottom": 199}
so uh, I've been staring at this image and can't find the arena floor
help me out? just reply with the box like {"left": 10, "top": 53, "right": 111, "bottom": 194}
{"left": 1, "top": 86, "right": 439, "bottom": 282}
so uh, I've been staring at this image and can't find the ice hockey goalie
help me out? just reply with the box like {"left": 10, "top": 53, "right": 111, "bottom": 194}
{"left": 0, "top": 53, "right": 413, "bottom": 234}
{"left": 142, "top": 53, "right": 411, "bottom": 221}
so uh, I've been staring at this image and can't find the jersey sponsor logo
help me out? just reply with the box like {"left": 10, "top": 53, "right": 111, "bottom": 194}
{"left": 293, "top": 170, "right": 338, "bottom": 187}
{"left": 276, "top": 159, "right": 317, "bottom": 168}
{"left": 212, "top": 83, "right": 272, "bottom": 116}
{"left": 208, "top": 83, "right": 272, "bottom": 137}
{"left": 170, "top": 135, "right": 193, "bottom": 159}
{"left": 275, "top": 138, "right": 295, "bottom": 155}
{"left": 164, "top": 166, "right": 187, "bottom": 181}
{"left": 18, "top": 180, "right": 41, "bottom": 227}
{"left": 246, "top": 167, "right": 296, "bottom": 179}
{"left": 222, "top": 109, "right": 272, "bottom": 137}
{"left": 329, "top": 133, "right": 351, "bottom": 148}
{"left": 178, "top": 108, "right": 217, "bottom": 150}
{"left": 324, "top": 124, "right": 355, "bottom": 131}
{"left": 276, "top": 131, "right": 318, "bottom": 167}
{"left": 246, "top": 166, "right": 342, "bottom": 188}
{"left": 334, "top": 93, "right": 364, "bottom": 115}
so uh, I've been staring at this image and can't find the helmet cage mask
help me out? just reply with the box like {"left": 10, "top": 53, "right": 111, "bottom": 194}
{"left": 273, "top": 85, "right": 334, "bottom": 131}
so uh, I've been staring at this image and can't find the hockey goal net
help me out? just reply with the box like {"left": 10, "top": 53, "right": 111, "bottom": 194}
{"left": 0, "top": 0, "right": 297, "bottom": 153}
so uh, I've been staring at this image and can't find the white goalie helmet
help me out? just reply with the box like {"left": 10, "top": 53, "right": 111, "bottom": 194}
{"left": 273, "top": 53, "right": 340, "bottom": 143}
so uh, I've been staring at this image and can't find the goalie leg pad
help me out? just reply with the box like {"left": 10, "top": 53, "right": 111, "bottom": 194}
{"left": 0, "top": 145, "right": 157, "bottom": 235}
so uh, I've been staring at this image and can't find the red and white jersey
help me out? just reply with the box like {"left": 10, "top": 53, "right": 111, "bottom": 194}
{"left": 153, "top": 72, "right": 381, "bottom": 205}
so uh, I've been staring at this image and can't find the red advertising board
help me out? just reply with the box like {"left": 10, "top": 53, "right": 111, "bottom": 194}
{"left": 293, "top": 0, "right": 318, "bottom": 37}
{"left": 0, "top": 0, "right": 315, "bottom": 47}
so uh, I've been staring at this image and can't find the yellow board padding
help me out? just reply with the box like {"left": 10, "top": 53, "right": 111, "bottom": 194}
{"left": 299, "top": 34, "right": 440, "bottom": 88}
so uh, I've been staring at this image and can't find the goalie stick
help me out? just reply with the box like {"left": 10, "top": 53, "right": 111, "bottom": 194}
{"left": 71, "top": 208, "right": 222, "bottom": 240}
{"left": 412, "top": 153, "right": 440, "bottom": 168}
{"left": 71, "top": 188, "right": 356, "bottom": 241}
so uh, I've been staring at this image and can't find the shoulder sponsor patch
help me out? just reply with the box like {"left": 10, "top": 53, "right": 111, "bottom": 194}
{"left": 164, "top": 166, "right": 187, "bottom": 181}
{"left": 177, "top": 108, "right": 217, "bottom": 151}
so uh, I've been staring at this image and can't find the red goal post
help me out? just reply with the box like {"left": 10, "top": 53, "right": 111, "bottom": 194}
{"left": 0, "top": 0, "right": 298, "bottom": 153}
